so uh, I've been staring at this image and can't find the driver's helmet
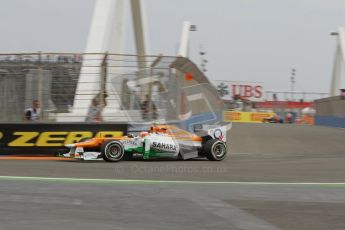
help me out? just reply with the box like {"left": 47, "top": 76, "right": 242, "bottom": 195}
{"left": 150, "top": 126, "right": 158, "bottom": 133}
{"left": 150, "top": 125, "right": 168, "bottom": 134}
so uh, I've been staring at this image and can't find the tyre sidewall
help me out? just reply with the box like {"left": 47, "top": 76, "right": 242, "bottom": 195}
{"left": 101, "top": 140, "right": 125, "bottom": 162}
{"left": 205, "top": 139, "right": 227, "bottom": 161}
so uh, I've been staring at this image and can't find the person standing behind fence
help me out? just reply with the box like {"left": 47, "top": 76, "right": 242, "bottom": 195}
{"left": 141, "top": 94, "right": 157, "bottom": 120}
{"left": 24, "top": 100, "right": 40, "bottom": 121}
{"left": 85, "top": 92, "right": 108, "bottom": 122}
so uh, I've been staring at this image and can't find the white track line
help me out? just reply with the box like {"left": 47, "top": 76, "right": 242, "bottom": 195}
{"left": 0, "top": 176, "right": 344, "bottom": 186}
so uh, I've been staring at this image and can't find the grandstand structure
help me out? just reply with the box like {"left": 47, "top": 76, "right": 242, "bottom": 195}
{"left": 330, "top": 26, "right": 345, "bottom": 97}
{"left": 313, "top": 26, "right": 345, "bottom": 128}
{"left": 66, "top": 0, "right": 151, "bottom": 121}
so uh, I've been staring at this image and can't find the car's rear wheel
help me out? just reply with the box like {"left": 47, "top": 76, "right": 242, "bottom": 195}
{"left": 101, "top": 140, "right": 125, "bottom": 162}
{"left": 204, "top": 139, "right": 227, "bottom": 161}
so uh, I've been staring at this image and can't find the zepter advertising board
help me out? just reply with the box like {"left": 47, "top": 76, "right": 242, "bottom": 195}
{"left": 0, "top": 123, "right": 128, "bottom": 155}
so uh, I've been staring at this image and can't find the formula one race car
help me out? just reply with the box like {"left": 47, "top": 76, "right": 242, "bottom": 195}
{"left": 262, "top": 115, "right": 283, "bottom": 123}
{"left": 62, "top": 124, "right": 230, "bottom": 162}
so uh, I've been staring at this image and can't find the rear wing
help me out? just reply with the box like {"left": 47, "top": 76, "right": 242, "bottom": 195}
{"left": 193, "top": 123, "right": 232, "bottom": 142}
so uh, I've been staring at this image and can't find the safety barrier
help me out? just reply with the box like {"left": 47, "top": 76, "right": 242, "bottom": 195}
{"left": 223, "top": 111, "right": 275, "bottom": 123}
{"left": 315, "top": 96, "right": 345, "bottom": 117}
{"left": 314, "top": 116, "right": 345, "bottom": 128}
{"left": 314, "top": 96, "right": 345, "bottom": 128}
{"left": 0, "top": 123, "right": 128, "bottom": 155}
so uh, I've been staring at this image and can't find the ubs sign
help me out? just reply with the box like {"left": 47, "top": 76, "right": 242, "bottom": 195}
{"left": 216, "top": 82, "right": 264, "bottom": 101}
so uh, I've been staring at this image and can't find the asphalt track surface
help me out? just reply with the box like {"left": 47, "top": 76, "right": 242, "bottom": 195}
{"left": 0, "top": 123, "right": 345, "bottom": 230}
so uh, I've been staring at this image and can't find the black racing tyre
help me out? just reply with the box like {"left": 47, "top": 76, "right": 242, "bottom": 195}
{"left": 204, "top": 139, "right": 227, "bottom": 161}
{"left": 101, "top": 140, "right": 125, "bottom": 162}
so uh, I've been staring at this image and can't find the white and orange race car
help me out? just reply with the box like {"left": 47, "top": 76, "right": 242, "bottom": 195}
{"left": 62, "top": 124, "right": 230, "bottom": 162}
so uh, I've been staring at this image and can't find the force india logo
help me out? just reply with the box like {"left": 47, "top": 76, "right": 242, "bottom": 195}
{"left": 122, "top": 140, "right": 138, "bottom": 146}
{"left": 152, "top": 141, "right": 177, "bottom": 151}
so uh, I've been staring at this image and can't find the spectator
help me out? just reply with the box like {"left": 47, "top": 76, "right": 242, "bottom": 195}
{"left": 24, "top": 100, "right": 40, "bottom": 121}
{"left": 285, "top": 112, "right": 293, "bottom": 124}
{"left": 85, "top": 92, "right": 108, "bottom": 122}
{"left": 141, "top": 94, "right": 157, "bottom": 120}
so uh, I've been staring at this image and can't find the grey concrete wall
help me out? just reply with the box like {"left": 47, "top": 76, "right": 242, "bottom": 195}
{"left": 315, "top": 96, "right": 345, "bottom": 117}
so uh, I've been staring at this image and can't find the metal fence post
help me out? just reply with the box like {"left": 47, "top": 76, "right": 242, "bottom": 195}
{"left": 100, "top": 52, "right": 108, "bottom": 107}
{"left": 37, "top": 51, "right": 44, "bottom": 121}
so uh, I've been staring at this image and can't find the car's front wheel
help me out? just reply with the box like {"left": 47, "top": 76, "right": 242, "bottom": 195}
{"left": 101, "top": 140, "right": 125, "bottom": 162}
{"left": 204, "top": 139, "right": 227, "bottom": 161}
